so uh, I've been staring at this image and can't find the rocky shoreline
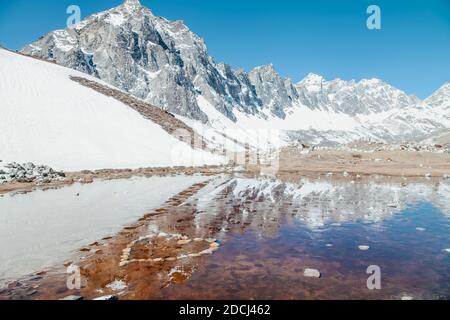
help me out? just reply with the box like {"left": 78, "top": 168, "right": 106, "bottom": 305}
{"left": 2, "top": 148, "right": 450, "bottom": 196}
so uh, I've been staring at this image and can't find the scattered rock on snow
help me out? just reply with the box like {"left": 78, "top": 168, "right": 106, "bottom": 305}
{"left": 0, "top": 162, "right": 64, "bottom": 184}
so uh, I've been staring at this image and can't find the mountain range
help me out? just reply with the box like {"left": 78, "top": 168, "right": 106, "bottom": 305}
{"left": 20, "top": 0, "right": 450, "bottom": 146}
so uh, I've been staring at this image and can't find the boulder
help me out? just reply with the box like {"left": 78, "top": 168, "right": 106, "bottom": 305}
{"left": 303, "top": 268, "right": 321, "bottom": 278}
{"left": 1, "top": 162, "right": 65, "bottom": 183}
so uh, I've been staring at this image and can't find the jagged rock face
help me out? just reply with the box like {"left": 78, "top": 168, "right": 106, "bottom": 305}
{"left": 215, "top": 63, "right": 262, "bottom": 116}
{"left": 22, "top": 1, "right": 207, "bottom": 121}
{"left": 248, "top": 65, "right": 299, "bottom": 118}
{"left": 21, "top": 0, "right": 265, "bottom": 122}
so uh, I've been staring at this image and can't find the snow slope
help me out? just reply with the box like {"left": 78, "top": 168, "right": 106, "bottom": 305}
{"left": 0, "top": 49, "right": 224, "bottom": 171}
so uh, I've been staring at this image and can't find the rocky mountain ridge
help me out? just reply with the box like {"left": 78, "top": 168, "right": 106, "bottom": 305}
{"left": 21, "top": 0, "right": 449, "bottom": 145}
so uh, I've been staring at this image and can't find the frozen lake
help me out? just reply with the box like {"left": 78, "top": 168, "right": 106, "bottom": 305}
{"left": 0, "top": 175, "right": 209, "bottom": 287}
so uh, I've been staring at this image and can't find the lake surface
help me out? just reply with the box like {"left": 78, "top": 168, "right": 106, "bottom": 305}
{"left": 157, "top": 176, "right": 450, "bottom": 299}
{"left": 0, "top": 175, "right": 449, "bottom": 299}
{"left": 0, "top": 175, "right": 209, "bottom": 287}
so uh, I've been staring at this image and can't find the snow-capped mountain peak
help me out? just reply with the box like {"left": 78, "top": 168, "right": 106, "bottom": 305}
{"left": 296, "top": 75, "right": 421, "bottom": 115}
{"left": 122, "top": 0, "right": 143, "bottom": 10}
{"left": 426, "top": 83, "right": 450, "bottom": 109}
{"left": 116, "top": 0, "right": 151, "bottom": 17}
{"left": 359, "top": 78, "right": 383, "bottom": 85}
{"left": 298, "top": 73, "right": 325, "bottom": 92}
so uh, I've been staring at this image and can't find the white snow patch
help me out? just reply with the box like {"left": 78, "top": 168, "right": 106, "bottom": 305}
{"left": 105, "top": 12, "right": 126, "bottom": 26}
{"left": 0, "top": 49, "right": 224, "bottom": 171}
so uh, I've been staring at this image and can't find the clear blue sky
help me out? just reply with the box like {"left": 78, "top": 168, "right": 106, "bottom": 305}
{"left": 0, "top": 0, "right": 449, "bottom": 98}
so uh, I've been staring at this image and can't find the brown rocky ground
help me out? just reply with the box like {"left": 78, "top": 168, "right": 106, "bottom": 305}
{"left": 246, "top": 147, "right": 450, "bottom": 181}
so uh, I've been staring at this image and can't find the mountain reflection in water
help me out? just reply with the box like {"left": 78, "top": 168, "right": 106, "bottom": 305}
{"left": 157, "top": 176, "right": 449, "bottom": 300}
{"left": 1, "top": 175, "right": 448, "bottom": 300}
